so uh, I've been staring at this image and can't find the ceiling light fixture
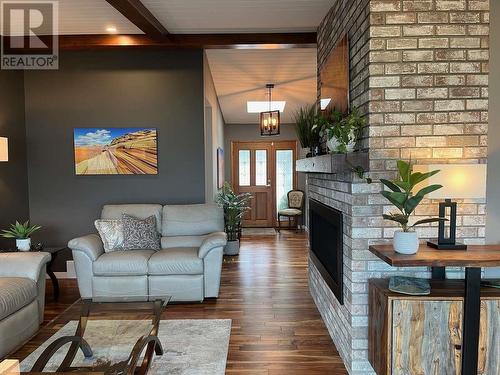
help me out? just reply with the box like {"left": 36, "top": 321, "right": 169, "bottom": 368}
{"left": 260, "top": 84, "right": 280, "bottom": 137}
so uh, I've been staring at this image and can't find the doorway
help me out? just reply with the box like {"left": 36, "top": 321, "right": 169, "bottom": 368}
{"left": 231, "top": 140, "right": 297, "bottom": 227}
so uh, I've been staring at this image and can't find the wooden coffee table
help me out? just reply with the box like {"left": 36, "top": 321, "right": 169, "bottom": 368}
{"left": 16, "top": 296, "right": 171, "bottom": 375}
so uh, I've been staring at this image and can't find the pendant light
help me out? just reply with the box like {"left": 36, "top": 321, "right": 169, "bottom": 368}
{"left": 260, "top": 84, "right": 280, "bottom": 136}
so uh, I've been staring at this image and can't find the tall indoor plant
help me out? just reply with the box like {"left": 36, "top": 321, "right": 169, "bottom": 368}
{"left": 294, "top": 104, "right": 322, "bottom": 157}
{"left": 380, "top": 160, "right": 446, "bottom": 254}
{"left": 215, "top": 182, "right": 252, "bottom": 255}
{"left": 1, "top": 220, "right": 41, "bottom": 251}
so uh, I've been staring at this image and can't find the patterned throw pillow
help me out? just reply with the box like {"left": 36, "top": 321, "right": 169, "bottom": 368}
{"left": 121, "top": 214, "right": 160, "bottom": 250}
{"left": 94, "top": 219, "right": 124, "bottom": 253}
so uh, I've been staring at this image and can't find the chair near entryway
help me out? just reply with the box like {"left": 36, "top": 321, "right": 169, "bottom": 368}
{"left": 277, "top": 190, "right": 305, "bottom": 233}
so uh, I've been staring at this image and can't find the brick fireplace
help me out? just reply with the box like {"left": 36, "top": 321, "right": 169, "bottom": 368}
{"left": 306, "top": 0, "right": 489, "bottom": 373}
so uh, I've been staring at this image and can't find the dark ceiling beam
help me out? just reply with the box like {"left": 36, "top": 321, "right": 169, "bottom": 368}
{"left": 105, "top": 0, "right": 169, "bottom": 37}
{"left": 52, "top": 33, "right": 317, "bottom": 50}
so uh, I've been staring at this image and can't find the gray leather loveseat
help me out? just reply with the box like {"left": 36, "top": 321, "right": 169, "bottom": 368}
{"left": 68, "top": 204, "right": 227, "bottom": 302}
{"left": 0, "top": 252, "right": 50, "bottom": 358}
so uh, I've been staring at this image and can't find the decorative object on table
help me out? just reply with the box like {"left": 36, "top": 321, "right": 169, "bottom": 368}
{"left": 317, "top": 108, "right": 365, "bottom": 154}
{"left": 414, "top": 164, "right": 487, "bottom": 251}
{"left": 293, "top": 104, "right": 322, "bottom": 157}
{"left": 0, "top": 136, "right": 8, "bottom": 162}
{"left": 380, "top": 160, "right": 447, "bottom": 254}
{"left": 259, "top": 83, "right": 280, "bottom": 136}
{"left": 217, "top": 147, "right": 225, "bottom": 189}
{"left": 388, "top": 276, "right": 431, "bottom": 295}
{"left": 74, "top": 127, "right": 158, "bottom": 175}
{"left": 33, "top": 242, "right": 44, "bottom": 251}
{"left": 277, "top": 190, "right": 305, "bottom": 233}
{"left": 481, "top": 279, "right": 500, "bottom": 289}
{"left": 215, "top": 182, "right": 252, "bottom": 255}
{"left": 1, "top": 220, "right": 42, "bottom": 251}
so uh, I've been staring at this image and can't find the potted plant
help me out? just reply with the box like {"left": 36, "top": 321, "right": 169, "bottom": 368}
{"left": 380, "top": 161, "right": 446, "bottom": 254}
{"left": 322, "top": 108, "right": 365, "bottom": 154}
{"left": 215, "top": 182, "right": 252, "bottom": 255}
{"left": 1, "top": 221, "right": 41, "bottom": 251}
{"left": 293, "top": 104, "right": 322, "bottom": 157}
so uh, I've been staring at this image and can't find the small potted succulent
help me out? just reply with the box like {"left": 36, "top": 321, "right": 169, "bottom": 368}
{"left": 215, "top": 182, "right": 252, "bottom": 255}
{"left": 380, "top": 161, "right": 447, "bottom": 254}
{"left": 1, "top": 220, "right": 42, "bottom": 251}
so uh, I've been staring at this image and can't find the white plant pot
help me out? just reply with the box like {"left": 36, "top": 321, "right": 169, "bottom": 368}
{"left": 326, "top": 136, "right": 356, "bottom": 153}
{"left": 224, "top": 240, "right": 240, "bottom": 256}
{"left": 16, "top": 238, "right": 31, "bottom": 251}
{"left": 393, "top": 231, "right": 419, "bottom": 254}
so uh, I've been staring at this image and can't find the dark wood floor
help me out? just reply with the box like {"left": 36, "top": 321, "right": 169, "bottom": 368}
{"left": 15, "top": 231, "right": 348, "bottom": 374}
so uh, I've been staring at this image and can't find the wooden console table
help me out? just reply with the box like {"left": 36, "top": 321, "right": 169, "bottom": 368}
{"left": 369, "top": 244, "right": 500, "bottom": 375}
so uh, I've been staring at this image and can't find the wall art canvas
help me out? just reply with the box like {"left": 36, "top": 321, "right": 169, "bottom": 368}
{"left": 74, "top": 128, "right": 158, "bottom": 175}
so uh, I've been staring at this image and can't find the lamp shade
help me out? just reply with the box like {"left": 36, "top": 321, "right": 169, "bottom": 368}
{"left": 0, "top": 137, "right": 8, "bottom": 162}
{"left": 413, "top": 164, "right": 487, "bottom": 199}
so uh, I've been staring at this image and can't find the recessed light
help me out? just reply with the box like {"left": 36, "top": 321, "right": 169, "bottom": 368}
{"left": 106, "top": 26, "right": 117, "bottom": 34}
{"left": 247, "top": 101, "right": 286, "bottom": 113}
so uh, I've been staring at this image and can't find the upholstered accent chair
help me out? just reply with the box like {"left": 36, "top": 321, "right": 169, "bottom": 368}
{"left": 277, "top": 190, "right": 305, "bottom": 232}
{"left": 0, "top": 252, "right": 51, "bottom": 358}
{"left": 68, "top": 204, "right": 227, "bottom": 302}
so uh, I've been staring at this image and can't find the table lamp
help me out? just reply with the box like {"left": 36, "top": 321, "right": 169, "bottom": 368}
{"left": 413, "top": 164, "right": 487, "bottom": 250}
{"left": 0, "top": 137, "right": 7, "bottom": 162}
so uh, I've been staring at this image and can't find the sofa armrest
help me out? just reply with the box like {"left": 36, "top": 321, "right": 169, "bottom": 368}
{"left": 0, "top": 252, "right": 51, "bottom": 282}
{"left": 68, "top": 234, "right": 104, "bottom": 261}
{"left": 198, "top": 232, "right": 227, "bottom": 258}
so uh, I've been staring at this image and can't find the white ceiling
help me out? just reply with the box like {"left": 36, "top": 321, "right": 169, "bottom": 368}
{"left": 142, "top": 0, "right": 333, "bottom": 33}
{"left": 206, "top": 48, "right": 317, "bottom": 124}
{"left": 2, "top": 0, "right": 332, "bottom": 35}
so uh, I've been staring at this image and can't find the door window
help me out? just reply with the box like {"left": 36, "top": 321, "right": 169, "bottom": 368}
{"left": 239, "top": 150, "right": 250, "bottom": 186}
{"left": 276, "top": 150, "right": 294, "bottom": 211}
{"left": 255, "top": 150, "right": 267, "bottom": 186}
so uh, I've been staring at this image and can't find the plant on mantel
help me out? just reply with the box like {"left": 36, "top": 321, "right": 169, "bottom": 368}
{"left": 293, "top": 104, "right": 322, "bottom": 157}
{"left": 380, "top": 160, "right": 447, "bottom": 254}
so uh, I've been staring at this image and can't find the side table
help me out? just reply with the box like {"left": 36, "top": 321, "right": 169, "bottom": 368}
{"left": 0, "top": 246, "right": 66, "bottom": 300}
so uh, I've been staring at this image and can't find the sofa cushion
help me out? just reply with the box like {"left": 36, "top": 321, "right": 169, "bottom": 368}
{"left": 161, "top": 235, "right": 205, "bottom": 249}
{"left": 0, "top": 277, "right": 37, "bottom": 320}
{"left": 122, "top": 215, "right": 160, "bottom": 250}
{"left": 101, "top": 204, "right": 162, "bottom": 233}
{"left": 93, "top": 250, "right": 155, "bottom": 276}
{"left": 95, "top": 219, "right": 124, "bottom": 252}
{"left": 162, "top": 204, "right": 224, "bottom": 237}
{"left": 148, "top": 248, "right": 203, "bottom": 275}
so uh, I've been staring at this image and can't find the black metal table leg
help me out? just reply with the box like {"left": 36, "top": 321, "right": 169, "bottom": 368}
{"left": 461, "top": 267, "right": 481, "bottom": 375}
{"left": 432, "top": 266, "right": 446, "bottom": 280}
{"left": 46, "top": 258, "right": 60, "bottom": 300}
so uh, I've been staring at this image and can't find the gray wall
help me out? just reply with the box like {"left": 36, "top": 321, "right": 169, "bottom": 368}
{"left": 224, "top": 123, "right": 306, "bottom": 191}
{"left": 24, "top": 50, "right": 206, "bottom": 246}
{"left": 486, "top": 0, "right": 500, "bottom": 276}
{"left": 0, "top": 72, "right": 29, "bottom": 249}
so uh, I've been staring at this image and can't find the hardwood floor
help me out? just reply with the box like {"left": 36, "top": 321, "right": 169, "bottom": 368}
{"left": 17, "top": 231, "right": 348, "bottom": 374}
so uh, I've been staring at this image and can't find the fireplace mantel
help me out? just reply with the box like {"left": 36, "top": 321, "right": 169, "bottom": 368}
{"left": 296, "top": 151, "right": 369, "bottom": 174}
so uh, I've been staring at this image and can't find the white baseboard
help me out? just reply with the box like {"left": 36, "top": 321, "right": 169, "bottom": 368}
{"left": 46, "top": 260, "right": 76, "bottom": 279}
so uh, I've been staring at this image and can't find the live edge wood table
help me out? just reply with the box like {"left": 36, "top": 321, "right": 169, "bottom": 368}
{"left": 369, "top": 244, "right": 500, "bottom": 375}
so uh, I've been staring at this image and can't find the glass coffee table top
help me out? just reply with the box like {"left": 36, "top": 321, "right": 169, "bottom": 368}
{"left": 16, "top": 295, "right": 171, "bottom": 374}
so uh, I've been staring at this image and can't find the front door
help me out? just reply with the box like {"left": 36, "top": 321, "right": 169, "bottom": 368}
{"left": 232, "top": 140, "right": 297, "bottom": 227}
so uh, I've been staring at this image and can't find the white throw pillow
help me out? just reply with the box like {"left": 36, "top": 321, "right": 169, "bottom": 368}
{"left": 95, "top": 219, "right": 124, "bottom": 252}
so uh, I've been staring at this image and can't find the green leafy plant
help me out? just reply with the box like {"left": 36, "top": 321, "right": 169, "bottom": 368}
{"left": 1, "top": 221, "right": 41, "bottom": 239}
{"left": 293, "top": 104, "right": 321, "bottom": 150}
{"left": 380, "top": 160, "right": 446, "bottom": 232}
{"left": 215, "top": 182, "right": 252, "bottom": 241}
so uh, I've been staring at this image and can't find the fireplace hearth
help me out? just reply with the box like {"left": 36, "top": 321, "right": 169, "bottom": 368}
{"left": 309, "top": 198, "right": 344, "bottom": 304}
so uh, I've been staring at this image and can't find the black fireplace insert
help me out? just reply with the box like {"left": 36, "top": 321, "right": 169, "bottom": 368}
{"left": 309, "top": 198, "right": 344, "bottom": 304}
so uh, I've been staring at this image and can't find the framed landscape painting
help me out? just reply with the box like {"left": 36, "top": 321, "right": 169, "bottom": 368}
{"left": 74, "top": 128, "right": 158, "bottom": 175}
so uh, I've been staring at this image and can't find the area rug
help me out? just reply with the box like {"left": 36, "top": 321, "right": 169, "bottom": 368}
{"left": 21, "top": 319, "right": 231, "bottom": 375}
{"left": 241, "top": 227, "right": 277, "bottom": 236}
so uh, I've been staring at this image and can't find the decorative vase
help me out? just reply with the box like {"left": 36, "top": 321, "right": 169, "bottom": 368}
{"left": 393, "top": 231, "right": 419, "bottom": 254}
{"left": 326, "top": 136, "right": 356, "bottom": 153}
{"left": 16, "top": 238, "right": 31, "bottom": 251}
{"left": 225, "top": 240, "right": 240, "bottom": 256}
